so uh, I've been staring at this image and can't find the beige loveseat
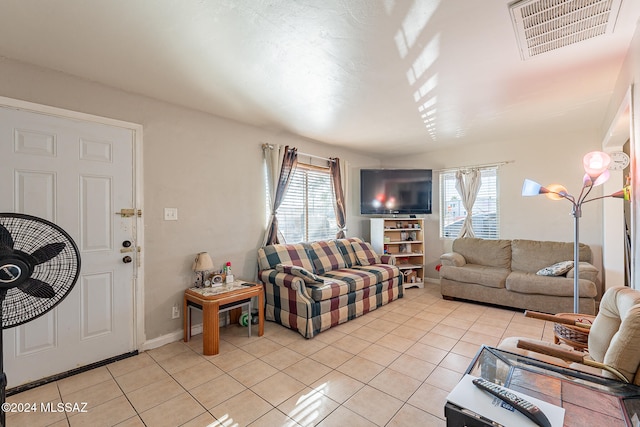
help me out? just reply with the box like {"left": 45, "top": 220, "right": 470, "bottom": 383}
{"left": 439, "top": 238, "right": 601, "bottom": 315}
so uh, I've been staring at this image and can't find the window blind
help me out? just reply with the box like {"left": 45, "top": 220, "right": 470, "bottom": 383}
{"left": 277, "top": 165, "right": 338, "bottom": 243}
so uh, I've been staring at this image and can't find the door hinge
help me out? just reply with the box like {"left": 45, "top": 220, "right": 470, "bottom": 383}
{"left": 116, "top": 208, "right": 142, "bottom": 217}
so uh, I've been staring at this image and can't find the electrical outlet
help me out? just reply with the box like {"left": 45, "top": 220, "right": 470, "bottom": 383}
{"left": 164, "top": 207, "right": 178, "bottom": 221}
{"left": 172, "top": 305, "right": 180, "bottom": 319}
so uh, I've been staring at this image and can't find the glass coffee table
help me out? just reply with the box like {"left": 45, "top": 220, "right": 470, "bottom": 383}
{"left": 445, "top": 346, "right": 640, "bottom": 426}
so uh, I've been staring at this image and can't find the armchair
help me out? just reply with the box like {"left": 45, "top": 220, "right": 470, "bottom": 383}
{"left": 499, "top": 286, "right": 640, "bottom": 384}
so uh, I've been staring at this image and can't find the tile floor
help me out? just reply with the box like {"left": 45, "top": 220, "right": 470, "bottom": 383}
{"left": 7, "top": 284, "right": 556, "bottom": 427}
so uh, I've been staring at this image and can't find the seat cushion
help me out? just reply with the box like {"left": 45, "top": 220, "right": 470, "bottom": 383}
{"left": 321, "top": 268, "right": 387, "bottom": 293}
{"left": 506, "top": 271, "right": 596, "bottom": 297}
{"left": 439, "top": 264, "right": 510, "bottom": 289}
{"left": 307, "top": 278, "right": 351, "bottom": 302}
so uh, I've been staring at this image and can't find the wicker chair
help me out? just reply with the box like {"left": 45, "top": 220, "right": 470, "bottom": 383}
{"left": 499, "top": 286, "right": 640, "bottom": 384}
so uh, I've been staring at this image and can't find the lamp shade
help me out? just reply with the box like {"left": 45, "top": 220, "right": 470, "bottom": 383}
{"left": 193, "top": 252, "right": 214, "bottom": 271}
{"left": 591, "top": 170, "right": 610, "bottom": 187}
{"left": 522, "top": 179, "right": 544, "bottom": 196}
{"left": 583, "top": 151, "right": 611, "bottom": 178}
{"left": 611, "top": 186, "right": 631, "bottom": 200}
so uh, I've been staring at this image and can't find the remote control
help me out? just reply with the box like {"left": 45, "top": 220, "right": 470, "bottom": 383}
{"left": 472, "top": 377, "right": 552, "bottom": 427}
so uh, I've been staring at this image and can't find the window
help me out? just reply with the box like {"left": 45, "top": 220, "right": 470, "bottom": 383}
{"left": 440, "top": 167, "right": 499, "bottom": 239}
{"left": 276, "top": 164, "right": 338, "bottom": 243}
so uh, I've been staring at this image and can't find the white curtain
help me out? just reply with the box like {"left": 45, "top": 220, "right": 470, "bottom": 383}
{"left": 262, "top": 144, "right": 291, "bottom": 246}
{"left": 455, "top": 169, "right": 482, "bottom": 238}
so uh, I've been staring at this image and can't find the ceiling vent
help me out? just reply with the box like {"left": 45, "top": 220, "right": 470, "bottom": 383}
{"left": 509, "top": 0, "right": 623, "bottom": 60}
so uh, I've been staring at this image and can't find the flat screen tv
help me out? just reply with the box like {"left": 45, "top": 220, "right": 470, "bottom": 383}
{"left": 360, "top": 169, "right": 432, "bottom": 215}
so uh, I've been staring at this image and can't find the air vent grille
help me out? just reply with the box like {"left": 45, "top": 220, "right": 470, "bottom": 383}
{"left": 510, "top": 0, "right": 623, "bottom": 59}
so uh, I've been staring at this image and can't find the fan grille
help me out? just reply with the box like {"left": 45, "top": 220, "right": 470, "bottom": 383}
{"left": 509, "top": 0, "right": 623, "bottom": 59}
{"left": 0, "top": 214, "right": 80, "bottom": 328}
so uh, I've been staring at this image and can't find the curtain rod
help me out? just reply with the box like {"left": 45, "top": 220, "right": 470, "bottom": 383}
{"left": 436, "top": 160, "right": 514, "bottom": 173}
{"left": 298, "top": 151, "right": 335, "bottom": 163}
{"left": 261, "top": 143, "right": 335, "bottom": 163}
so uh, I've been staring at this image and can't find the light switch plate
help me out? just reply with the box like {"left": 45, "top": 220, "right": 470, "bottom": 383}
{"left": 164, "top": 207, "right": 178, "bottom": 221}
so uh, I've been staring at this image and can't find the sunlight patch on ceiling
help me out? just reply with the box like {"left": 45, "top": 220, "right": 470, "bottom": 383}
{"left": 394, "top": 0, "right": 440, "bottom": 59}
{"left": 510, "top": 0, "right": 623, "bottom": 60}
{"left": 407, "top": 34, "right": 440, "bottom": 85}
{"left": 391, "top": 0, "right": 442, "bottom": 141}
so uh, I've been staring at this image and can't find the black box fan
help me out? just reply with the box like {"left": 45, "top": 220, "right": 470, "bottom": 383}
{"left": 0, "top": 213, "right": 81, "bottom": 426}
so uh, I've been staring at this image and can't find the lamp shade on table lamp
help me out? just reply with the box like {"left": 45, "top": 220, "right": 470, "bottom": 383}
{"left": 192, "top": 252, "right": 214, "bottom": 286}
{"left": 193, "top": 252, "right": 214, "bottom": 272}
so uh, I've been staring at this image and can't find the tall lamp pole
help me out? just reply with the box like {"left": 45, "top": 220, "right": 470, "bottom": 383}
{"left": 522, "top": 151, "right": 629, "bottom": 313}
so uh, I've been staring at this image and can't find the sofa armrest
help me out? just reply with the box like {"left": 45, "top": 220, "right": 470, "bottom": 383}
{"left": 567, "top": 262, "right": 602, "bottom": 299}
{"left": 380, "top": 254, "right": 396, "bottom": 265}
{"left": 440, "top": 252, "right": 466, "bottom": 267}
{"left": 259, "top": 269, "right": 306, "bottom": 292}
{"left": 566, "top": 262, "right": 598, "bottom": 282}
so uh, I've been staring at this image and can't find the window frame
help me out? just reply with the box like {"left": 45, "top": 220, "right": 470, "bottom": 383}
{"left": 275, "top": 162, "right": 338, "bottom": 243}
{"left": 439, "top": 167, "right": 500, "bottom": 239}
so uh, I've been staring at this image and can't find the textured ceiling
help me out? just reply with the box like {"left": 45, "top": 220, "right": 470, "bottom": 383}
{"left": 0, "top": 0, "right": 638, "bottom": 155}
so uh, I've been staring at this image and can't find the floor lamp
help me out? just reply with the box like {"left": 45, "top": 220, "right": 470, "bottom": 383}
{"left": 522, "top": 151, "right": 630, "bottom": 313}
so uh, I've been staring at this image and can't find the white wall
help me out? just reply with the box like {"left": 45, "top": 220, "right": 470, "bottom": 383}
{"left": 600, "top": 22, "right": 640, "bottom": 290}
{"left": 380, "top": 128, "right": 606, "bottom": 281}
{"left": 0, "top": 57, "right": 381, "bottom": 340}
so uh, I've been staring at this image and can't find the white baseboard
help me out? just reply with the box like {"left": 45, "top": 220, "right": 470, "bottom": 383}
{"left": 141, "top": 323, "right": 204, "bottom": 351}
{"left": 142, "top": 330, "right": 183, "bottom": 351}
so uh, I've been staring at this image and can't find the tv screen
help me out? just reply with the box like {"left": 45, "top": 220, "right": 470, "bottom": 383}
{"left": 360, "top": 169, "right": 432, "bottom": 215}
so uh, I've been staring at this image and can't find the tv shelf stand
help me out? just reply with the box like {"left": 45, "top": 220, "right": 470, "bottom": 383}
{"left": 370, "top": 218, "right": 425, "bottom": 289}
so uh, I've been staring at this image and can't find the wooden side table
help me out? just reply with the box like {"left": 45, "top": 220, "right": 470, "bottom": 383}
{"left": 183, "top": 281, "right": 264, "bottom": 355}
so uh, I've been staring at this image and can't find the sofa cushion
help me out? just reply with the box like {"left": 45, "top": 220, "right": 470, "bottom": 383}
{"left": 306, "top": 278, "right": 351, "bottom": 302}
{"left": 321, "top": 268, "right": 385, "bottom": 293}
{"left": 351, "top": 241, "right": 381, "bottom": 266}
{"left": 276, "top": 264, "right": 323, "bottom": 283}
{"left": 439, "top": 264, "right": 510, "bottom": 289}
{"left": 308, "top": 240, "right": 348, "bottom": 274}
{"left": 258, "top": 243, "right": 314, "bottom": 271}
{"left": 511, "top": 239, "right": 591, "bottom": 273}
{"left": 335, "top": 238, "right": 362, "bottom": 267}
{"left": 567, "top": 262, "right": 600, "bottom": 284}
{"left": 536, "top": 260, "right": 574, "bottom": 276}
{"left": 452, "top": 238, "right": 512, "bottom": 269}
{"left": 351, "top": 264, "right": 400, "bottom": 281}
{"left": 506, "top": 271, "right": 597, "bottom": 297}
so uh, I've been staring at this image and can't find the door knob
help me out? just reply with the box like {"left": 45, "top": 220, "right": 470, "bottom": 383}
{"left": 122, "top": 256, "right": 132, "bottom": 264}
{"left": 122, "top": 240, "right": 132, "bottom": 248}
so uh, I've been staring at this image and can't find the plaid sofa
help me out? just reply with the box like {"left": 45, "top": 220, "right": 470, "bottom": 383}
{"left": 258, "top": 238, "right": 403, "bottom": 338}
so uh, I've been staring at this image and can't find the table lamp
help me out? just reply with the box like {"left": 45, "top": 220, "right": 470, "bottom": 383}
{"left": 192, "top": 252, "right": 214, "bottom": 287}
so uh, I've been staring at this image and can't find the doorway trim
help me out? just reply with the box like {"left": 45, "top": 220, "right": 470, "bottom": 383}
{"left": 0, "top": 95, "right": 146, "bottom": 349}
{"left": 602, "top": 86, "right": 633, "bottom": 290}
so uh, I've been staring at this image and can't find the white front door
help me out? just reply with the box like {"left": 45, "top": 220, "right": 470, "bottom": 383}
{"left": 0, "top": 105, "right": 138, "bottom": 388}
